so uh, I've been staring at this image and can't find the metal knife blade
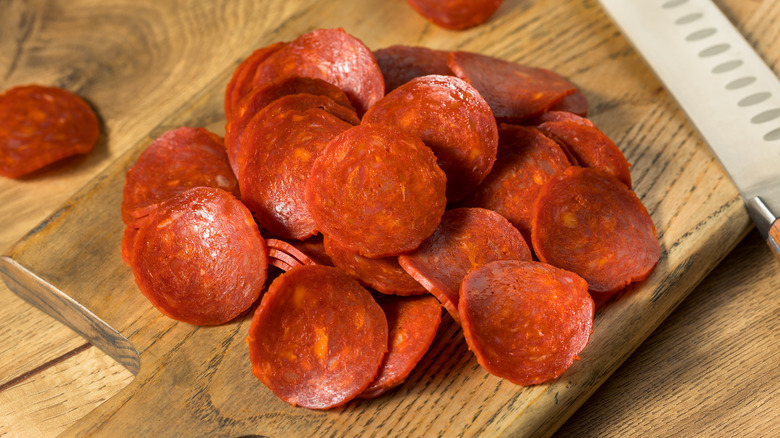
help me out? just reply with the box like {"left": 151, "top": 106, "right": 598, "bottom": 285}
{"left": 596, "top": 0, "right": 780, "bottom": 260}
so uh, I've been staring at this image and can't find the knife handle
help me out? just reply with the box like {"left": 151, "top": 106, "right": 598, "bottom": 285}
{"left": 747, "top": 197, "right": 780, "bottom": 262}
{"left": 768, "top": 220, "right": 780, "bottom": 263}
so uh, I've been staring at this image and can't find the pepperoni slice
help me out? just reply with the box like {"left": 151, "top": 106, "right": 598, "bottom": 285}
{"left": 323, "top": 235, "right": 426, "bottom": 296}
{"left": 121, "top": 127, "right": 238, "bottom": 224}
{"left": 460, "top": 125, "right": 570, "bottom": 245}
{"left": 359, "top": 294, "right": 442, "bottom": 398}
{"left": 398, "top": 207, "right": 532, "bottom": 323}
{"left": 537, "top": 119, "right": 632, "bottom": 188}
{"left": 0, "top": 84, "right": 99, "bottom": 178}
{"left": 362, "top": 75, "right": 498, "bottom": 202}
{"left": 238, "top": 96, "right": 354, "bottom": 240}
{"left": 225, "top": 77, "right": 357, "bottom": 175}
{"left": 548, "top": 90, "right": 589, "bottom": 116}
{"left": 532, "top": 167, "right": 660, "bottom": 297}
{"left": 247, "top": 265, "right": 388, "bottom": 409}
{"left": 406, "top": 0, "right": 504, "bottom": 30}
{"left": 283, "top": 235, "right": 334, "bottom": 267}
{"left": 224, "top": 42, "right": 287, "bottom": 120}
{"left": 459, "top": 260, "right": 594, "bottom": 385}
{"left": 306, "top": 124, "right": 447, "bottom": 258}
{"left": 253, "top": 28, "right": 384, "bottom": 115}
{"left": 129, "top": 187, "right": 268, "bottom": 326}
{"left": 531, "top": 110, "right": 596, "bottom": 128}
{"left": 448, "top": 51, "right": 577, "bottom": 122}
{"left": 266, "top": 238, "right": 317, "bottom": 266}
{"left": 373, "top": 45, "right": 452, "bottom": 92}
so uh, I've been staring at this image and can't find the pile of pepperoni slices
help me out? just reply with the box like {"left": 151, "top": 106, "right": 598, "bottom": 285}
{"left": 121, "top": 28, "right": 660, "bottom": 410}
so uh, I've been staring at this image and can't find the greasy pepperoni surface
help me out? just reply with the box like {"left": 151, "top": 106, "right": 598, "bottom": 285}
{"left": 360, "top": 294, "right": 442, "bottom": 398}
{"left": 362, "top": 75, "right": 498, "bottom": 202}
{"left": 373, "top": 45, "right": 452, "bottom": 92}
{"left": 532, "top": 167, "right": 659, "bottom": 296}
{"left": 323, "top": 235, "right": 426, "bottom": 295}
{"left": 0, "top": 85, "right": 99, "bottom": 178}
{"left": 537, "top": 119, "right": 632, "bottom": 188}
{"left": 247, "top": 265, "right": 388, "bottom": 409}
{"left": 306, "top": 124, "right": 447, "bottom": 258}
{"left": 121, "top": 127, "right": 238, "bottom": 224}
{"left": 448, "top": 51, "right": 577, "bottom": 122}
{"left": 398, "top": 207, "right": 531, "bottom": 323}
{"left": 460, "top": 125, "right": 570, "bottom": 245}
{"left": 253, "top": 28, "right": 384, "bottom": 115}
{"left": 459, "top": 260, "right": 594, "bottom": 385}
{"left": 406, "top": 0, "right": 504, "bottom": 30}
{"left": 129, "top": 187, "right": 267, "bottom": 326}
{"left": 224, "top": 42, "right": 287, "bottom": 120}
{"left": 238, "top": 97, "right": 354, "bottom": 240}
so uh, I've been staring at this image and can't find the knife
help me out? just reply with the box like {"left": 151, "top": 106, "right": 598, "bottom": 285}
{"left": 596, "top": 0, "right": 780, "bottom": 260}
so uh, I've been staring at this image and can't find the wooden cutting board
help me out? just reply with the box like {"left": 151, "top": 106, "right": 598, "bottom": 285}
{"left": 0, "top": 0, "right": 756, "bottom": 436}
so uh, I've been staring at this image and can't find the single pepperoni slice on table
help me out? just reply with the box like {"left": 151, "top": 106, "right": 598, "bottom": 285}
{"left": 121, "top": 127, "right": 238, "bottom": 225}
{"left": 406, "top": 0, "right": 504, "bottom": 30}
{"left": 460, "top": 124, "right": 570, "bottom": 246}
{"left": 323, "top": 235, "right": 426, "bottom": 296}
{"left": 237, "top": 95, "right": 355, "bottom": 240}
{"left": 398, "top": 207, "right": 531, "bottom": 323}
{"left": 459, "top": 260, "right": 594, "bottom": 385}
{"left": 448, "top": 51, "right": 577, "bottom": 123}
{"left": 362, "top": 75, "right": 498, "bottom": 202}
{"left": 128, "top": 187, "right": 268, "bottom": 326}
{"left": 531, "top": 166, "right": 660, "bottom": 299}
{"left": 253, "top": 28, "right": 384, "bottom": 116}
{"left": 247, "top": 265, "right": 388, "bottom": 410}
{"left": 305, "top": 124, "right": 447, "bottom": 258}
{"left": 359, "top": 294, "right": 442, "bottom": 398}
{"left": 0, "top": 84, "right": 99, "bottom": 178}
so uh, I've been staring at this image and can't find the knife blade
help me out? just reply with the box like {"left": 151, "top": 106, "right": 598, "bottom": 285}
{"left": 596, "top": 0, "right": 780, "bottom": 260}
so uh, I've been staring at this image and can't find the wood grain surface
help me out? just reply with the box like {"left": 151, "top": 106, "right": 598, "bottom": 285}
{"left": 0, "top": 0, "right": 778, "bottom": 436}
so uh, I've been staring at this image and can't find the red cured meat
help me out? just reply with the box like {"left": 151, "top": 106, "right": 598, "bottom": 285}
{"left": 305, "top": 124, "right": 447, "bottom": 258}
{"left": 323, "top": 235, "right": 426, "bottom": 296}
{"left": 406, "top": 0, "right": 503, "bottom": 30}
{"left": 253, "top": 28, "right": 384, "bottom": 115}
{"left": 549, "top": 90, "right": 589, "bottom": 116}
{"left": 0, "top": 85, "right": 99, "bottom": 178}
{"left": 460, "top": 125, "right": 570, "bottom": 245}
{"left": 266, "top": 239, "right": 316, "bottom": 266}
{"left": 398, "top": 207, "right": 531, "bottom": 323}
{"left": 268, "top": 248, "right": 306, "bottom": 272}
{"left": 129, "top": 187, "right": 268, "bottom": 326}
{"left": 537, "top": 119, "right": 632, "bottom": 188}
{"left": 532, "top": 167, "right": 660, "bottom": 297}
{"left": 448, "top": 51, "right": 577, "bottom": 122}
{"left": 283, "top": 235, "right": 334, "bottom": 267}
{"left": 238, "top": 96, "right": 354, "bottom": 240}
{"left": 373, "top": 45, "right": 452, "bottom": 92}
{"left": 362, "top": 75, "right": 498, "bottom": 202}
{"left": 225, "top": 77, "right": 357, "bottom": 175}
{"left": 360, "top": 294, "right": 442, "bottom": 398}
{"left": 459, "top": 260, "right": 594, "bottom": 385}
{"left": 247, "top": 265, "right": 388, "bottom": 410}
{"left": 224, "top": 42, "right": 287, "bottom": 120}
{"left": 121, "top": 127, "right": 239, "bottom": 224}
{"left": 531, "top": 110, "right": 595, "bottom": 128}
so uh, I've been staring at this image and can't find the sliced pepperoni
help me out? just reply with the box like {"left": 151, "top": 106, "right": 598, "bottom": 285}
{"left": 459, "top": 260, "right": 594, "bottom": 385}
{"left": 448, "top": 51, "right": 577, "bottom": 122}
{"left": 121, "top": 127, "right": 238, "bottom": 224}
{"left": 225, "top": 77, "right": 357, "bottom": 175}
{"left": 305, "top": 124, "right": 447, "bottom": 258}
{"left": 537, "top": 119, "right": 632, "bottom": 188}
{"left": 548, "top": 89, "right": 589, "bottom": 116}
{"left": 129, "top": 187, "right": 268, "bottom": 326}
{"left": 268, "top": 247, "right": 306, "bottom": 272}
{"left": 406, "top": 0, "right": 504, "bottom": 30}
{"left": 373, "top": 45, "right": 452, "bottom": 92}
{"left": 283, "top": 235, "right": 334, "bottom": 267}
{"left": 0, "top": 84, "right": 99, "bottom": 178}
{"left": 266, "top": 238, "right": 316, "bottom": 266}
{"left": 238, "top": 97, "right": 354, "bottom": 240}
{"left": 323, "top": 235, "right": 426, "bottom": 296}
{"left": 247, "top": 265, "right": 388, "bottom": 409}
{"left": 253, "top": 28, "right": 384, "bottom": 115}
{"left": 359, "top": 294, "right": 442, "bottom": 398}
{"left": 460, "top": 125, "right": 570, "bottom": 245}
{"left": 398, "top": 207, "right": 531, "bottom": 323}
{"left": 531, "top": 110, "right": 595, "bottom": 128}
{"left": 362, "top": 75, "right": 498, "bottom": 202}
{"left": 532, "top": 167, "right": 660, "bottom": 297}
{"left": 224, "top": 42, "right": 287, "bottom": 120}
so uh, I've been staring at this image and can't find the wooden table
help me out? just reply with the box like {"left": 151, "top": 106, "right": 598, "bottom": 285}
{"left": 1, "top": 0, "right": 778, "bottom": 436}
